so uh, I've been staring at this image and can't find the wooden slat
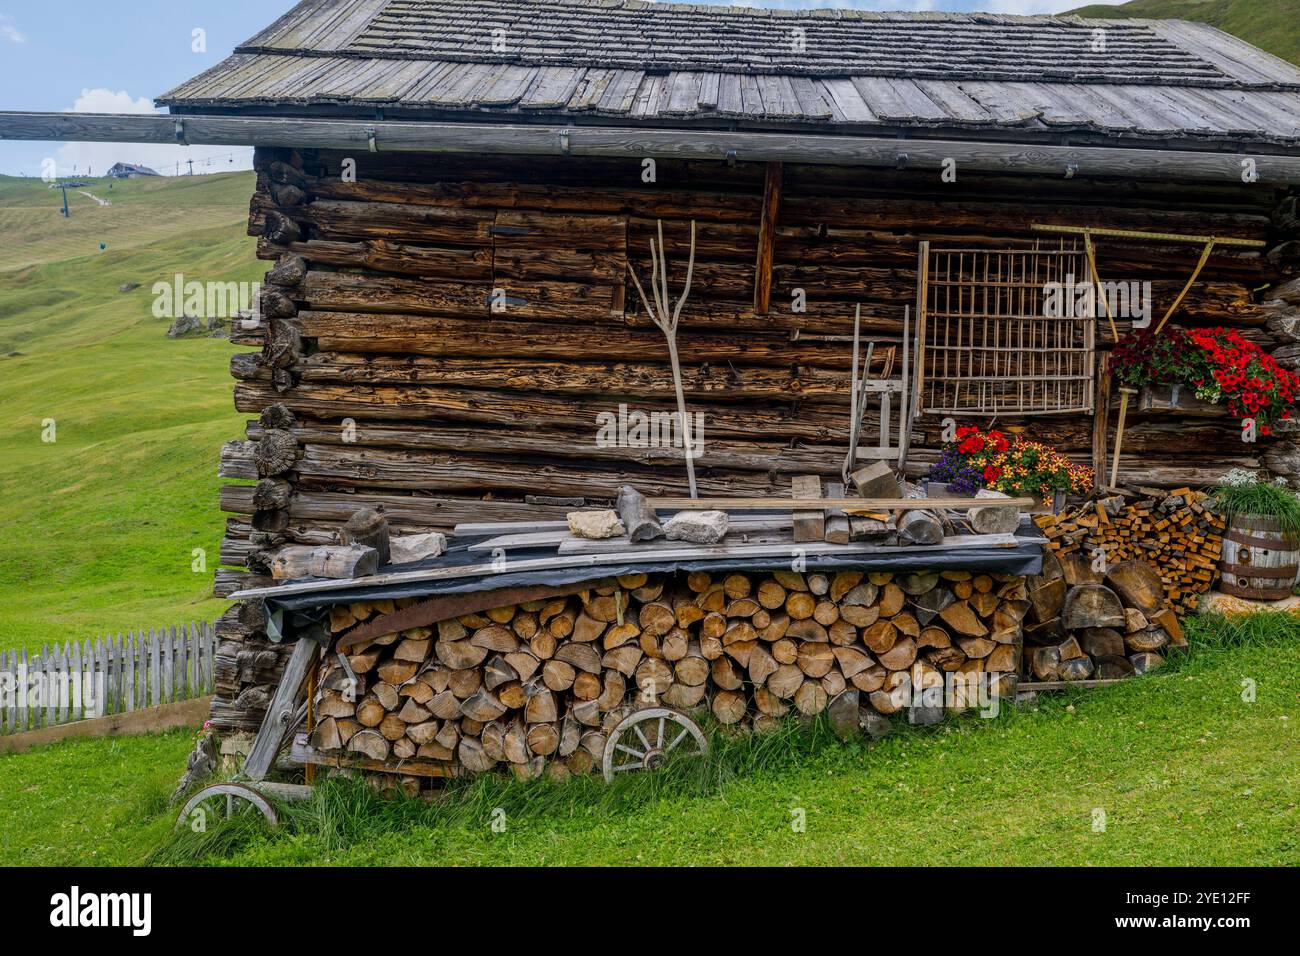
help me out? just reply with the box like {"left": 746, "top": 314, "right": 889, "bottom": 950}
{"left": 244, "top": 639, "right": 319, "bottom": 781}
{"left": 124, "top": 631, "right": 136, "bottom": 713}
{"left": 149, "top": 629, "right": 161, "bottom": 709}
{"left": 753, "top": 161, "right": 783, "bottom": 314}
{"left": 647, "top": 496, "right": 1034, "bottom": 510}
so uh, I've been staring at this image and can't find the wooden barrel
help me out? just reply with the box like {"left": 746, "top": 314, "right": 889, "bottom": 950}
{"left": 1220, "top": 514, "right": 1300, "bottom": 600}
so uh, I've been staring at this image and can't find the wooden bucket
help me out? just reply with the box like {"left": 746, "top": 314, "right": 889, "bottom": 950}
{"left": 1220, "top": 514, "right": 1300, "bottom": 601}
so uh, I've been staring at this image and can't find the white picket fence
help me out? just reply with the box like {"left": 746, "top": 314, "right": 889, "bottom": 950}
{"left": 1, "top": 622, "right": 217, "bottom": 735}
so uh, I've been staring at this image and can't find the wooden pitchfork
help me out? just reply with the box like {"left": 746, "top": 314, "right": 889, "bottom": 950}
{"left": 627, "top": 219, "right": 699, "bottom": 498}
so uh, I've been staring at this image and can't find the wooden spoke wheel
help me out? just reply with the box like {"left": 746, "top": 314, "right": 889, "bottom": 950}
{"left": 602, "top": 707, "right": 707, "bottom": 782}
{"left": 175, "top": 782, "right": 279, "bottom": 831}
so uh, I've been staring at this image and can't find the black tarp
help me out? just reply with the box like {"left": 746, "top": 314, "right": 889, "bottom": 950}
{"left": 262, "top": 523, "right": 1045, "bottom": 620}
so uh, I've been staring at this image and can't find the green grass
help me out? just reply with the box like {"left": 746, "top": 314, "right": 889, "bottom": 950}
{"left": 0, "top": 172, "right": 255, "bottom": 652}
{"left": 0, "top": 729, "right": 193, "bottom": 865}
{"left": 4, "top": 615, "right": 1290, "bottom": 867}
{"left": 1070, "top": 0, "right": 1300, "bottom": 67}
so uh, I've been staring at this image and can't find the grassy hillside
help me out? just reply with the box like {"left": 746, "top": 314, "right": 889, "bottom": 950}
{"left": 0, "top": 172, "right": 256, "bottom": 652}
{"left": 1070, "top": 0, "right": 1300, "bottom": 66}
{"left": 1, "top": 615, "right": 1295, "bottom": 866}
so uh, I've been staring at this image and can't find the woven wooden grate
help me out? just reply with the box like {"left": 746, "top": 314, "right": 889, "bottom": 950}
{"left": 915, "top": 240, "right": 1096, "bottom": 416}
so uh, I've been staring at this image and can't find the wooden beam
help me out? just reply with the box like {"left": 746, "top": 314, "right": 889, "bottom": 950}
{"left": 336, "top": 578, "right": 617, "bottom": 652}
{"left": 243, "top": 638, "right": 318, "bottom": 781}
{"left": 3, "top": 111, "right": 1300, "bottom": 183}
{"left": 647, "top": 496, "right": 1034, "bottom": 510}
{"left": 753, "top": 161, "right": 783, "bottom": 314}
{"left": 1092, "top": 352, "right": 1112, "bottom": 488}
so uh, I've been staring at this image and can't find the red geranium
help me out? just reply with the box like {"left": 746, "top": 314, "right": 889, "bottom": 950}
{"left": 1111, "top": 326, "right": 1300, "bottom": 431}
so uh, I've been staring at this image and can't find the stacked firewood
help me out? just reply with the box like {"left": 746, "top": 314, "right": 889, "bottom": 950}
{"left": 1033, "top": 489, "right": 1224, "bottom": 612}
{"left": 1023, "top": 551, "right": 1188, "bottom": 683}
{"left": 308, "top": 568, "right": 1030, "bottom": 780}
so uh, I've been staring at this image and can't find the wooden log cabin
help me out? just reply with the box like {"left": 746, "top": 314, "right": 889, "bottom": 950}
{"left": 147, "top": 0, "right": 1300, "bottom": 602}
{"left": 6, "top": 0, "right": 1300, "bottom": 743}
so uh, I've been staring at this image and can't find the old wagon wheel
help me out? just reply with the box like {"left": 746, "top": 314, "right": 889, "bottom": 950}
{"left": 175, "top": 782, "right": 279, "bottom": 831}
{"left": 602, "top": 707, "right": 708, "bottom": 783}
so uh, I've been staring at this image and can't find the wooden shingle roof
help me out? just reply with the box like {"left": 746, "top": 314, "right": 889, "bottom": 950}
{"left": 158, "top": 0, "right": 1300, "bottom": 146}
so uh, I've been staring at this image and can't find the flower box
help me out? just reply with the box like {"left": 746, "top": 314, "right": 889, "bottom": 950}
{"left": 1134, "top": 383, "right": 1227, "bottom": 418}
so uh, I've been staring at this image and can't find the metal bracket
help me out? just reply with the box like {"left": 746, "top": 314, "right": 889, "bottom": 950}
{"left": 173, "top": 118, "right": 187, "bottom": 146}
{"left": 1065, "top": 161, "right": 1079, "bottom": 179}
{"left": 365, "top": 126, "right": 377, "bottom": 152}
{"left": 896, "top": 152, "right": 908, "bottom": 170}
{"left": 559, "top": 128, "right": 571, "bottom": 154}
{"left": 335, "top": 651, "right": 358, "bottom": 690}
{"left": 726, "top": 149, "right": 738, "bottom": 167}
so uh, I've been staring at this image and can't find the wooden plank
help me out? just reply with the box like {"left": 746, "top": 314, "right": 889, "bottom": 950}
{"left": 465, "top": 514, "right": 792, "bottom": 552}
{"left": 2, "top": 651, "right": 9, "bottom": 734}
{"left": 124, "top": 632, "right": 136, "bottom": 713}
{"left": 43, "top": 646, "right": 54, "bottom": 729}
{"left": 61, "top": 644, "right": 71, "bottom": 724}
{"left": 4, "top": 112, "right": 1300, "bottom": 183}
{"left": 0, "top": 696, "right": 212, "bottom": 755}
{"left": 149, "top": 629, "right": 160, "bottom": 709}
{"left": 113, "top": 635, "right": 125, "bottom": 716}
{"left": 753, "top": 161, "right": 783, "bottom": 314}
{"left": 163, "top": 626, "right": 174, "bottom": 705}
{"left": 648, "top": 496, "right": 1034, "bottom": 511}
{"left": 558, "top": 532, "right": 792, "bottom": 555}
{"left": 244, "top": 638, "right": 319, "bottom": 781}
{"left": 95, "top": 638, "right": 107, "bottom": 719}
{"left": 174, "top": 625, "right": 185, "bottom": 700}
{"left": 18, "top": 648, "right": 28, "bottom": 733}
{"left": 69, "top": 642, "right": 81, "bottom": 723}
{"left": 453, "top": 520, "right": 569, "bottom": 536}
{"left": 791, "top": 475, "right": 825, "bottom": 543}
{"left": 205, "top": 621, "right": 217, "bottom": 694}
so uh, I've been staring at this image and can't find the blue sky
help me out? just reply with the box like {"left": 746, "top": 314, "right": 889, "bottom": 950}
{"left": 0, "top": 0, "right": 1118, "bottom": 177}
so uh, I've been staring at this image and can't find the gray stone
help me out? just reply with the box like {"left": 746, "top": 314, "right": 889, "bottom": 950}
{"left": 968, "top": 488, "right": 1020, "bottom": 535}
{"left": 166, "top": 314, "right": 203, "bottom": 337}
{"left": 662, "top": 509, "right": 729, "bottom": 544}
{"left": 118, "top": 282, "right": 140, "bottom": 293}
{"left": 389, "top": 532, "right": 447, "bottom": 564}
{"left": 567, "top": 510, "right": 626, "bottom": 539}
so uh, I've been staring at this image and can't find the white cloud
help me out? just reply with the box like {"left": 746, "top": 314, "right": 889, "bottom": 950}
{"left": 0, "top": 14, "right": 25, "bottom": 43}
{"left": 53, "top": 88, "right": 253, "bottom": 179}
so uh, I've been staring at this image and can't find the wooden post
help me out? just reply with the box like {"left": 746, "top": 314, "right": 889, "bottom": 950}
{"left": 1092, "top": 352, "right": 1112, "bottom": 489}
{"left": 1111, "top": 386, "right": 1137, "bottom": 489}
{"left": 753, "top": 161, "right": 783, "bottom": 314}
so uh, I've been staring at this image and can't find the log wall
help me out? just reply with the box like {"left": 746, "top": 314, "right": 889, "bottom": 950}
{"left": 215, "top": 147, "right": 1300, "bottom": 599}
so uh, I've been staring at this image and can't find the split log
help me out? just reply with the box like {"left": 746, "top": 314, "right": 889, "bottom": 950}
{"left": 269, "top": 544, "right": 377, "bottom": 580}
{"left": 616, "top": 484, "right": 663, "bottom": 542}
{"left": 341, "top": 508, "right": 391, "bottom": 565}
{"left": 898, "top": 509, "right": 944, "bottom": 545}
{"left": 1062, "top": 585, "right": 1126, "bottom": 630}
